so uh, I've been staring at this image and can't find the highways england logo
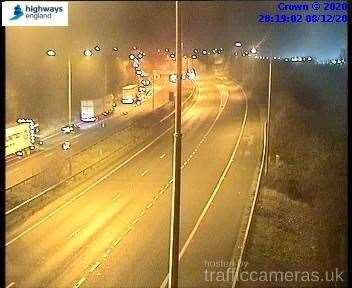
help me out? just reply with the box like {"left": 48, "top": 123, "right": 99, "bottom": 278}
{"left": 2, "top": 1, "right": 68, "bottom": 26}
{"left": 9, "top": 4, "right": 24, "bottom": 20}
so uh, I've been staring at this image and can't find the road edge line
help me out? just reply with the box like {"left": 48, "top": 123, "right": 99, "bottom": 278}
{"left": 231, "top": 120, "right": 267, "bottom": 288}
{"left": 160, "top": 79, "right": 248, "bottom": 288}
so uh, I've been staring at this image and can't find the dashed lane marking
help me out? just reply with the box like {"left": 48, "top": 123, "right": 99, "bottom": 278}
{"left": 141, "top": 169, "right": 149, "bottom": 177}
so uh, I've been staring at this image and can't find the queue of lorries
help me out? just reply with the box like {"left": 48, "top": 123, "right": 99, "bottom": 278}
{"left": 6, "top": 83, "right": 150, "bottom": 158}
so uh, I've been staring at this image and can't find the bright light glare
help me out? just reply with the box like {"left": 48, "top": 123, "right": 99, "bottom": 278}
{"left": 235, "top": 42, "right": 242, "bottom": 47}
{"left": 46, "top": 49, "right": 56, "bottom": 56}
{"left": 83, "top": 49, "right": 93, "bottom": 56}
{"left": 250, "top": 47, "right": 257, "bottom": 54}
{"left": 169, "top": 74, "right": 177, "bottom": 83}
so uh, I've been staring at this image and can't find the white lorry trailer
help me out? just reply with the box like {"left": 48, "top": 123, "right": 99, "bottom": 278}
{"left": 81, "top": 94, "right": 116, "bottom": 122}
{"left": 6, "top": 123, "right": 32, "bottom": 157}
{"left": 121, "top": 84, "right": 138, "bottom": 104}
{"left": 80, "top": 99, "right": 103, "bottom": 122}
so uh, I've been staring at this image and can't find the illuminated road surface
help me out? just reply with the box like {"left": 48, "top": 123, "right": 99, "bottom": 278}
{"left": 6, "top": 73, "right": 262, "bottom": 288}
{"left": 5, "top": 76, "right": 190, "bottom": 189}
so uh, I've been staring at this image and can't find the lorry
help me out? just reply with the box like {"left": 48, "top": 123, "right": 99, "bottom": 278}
{"left": 81, "top": 94, "right": 115, "bottom": 122}
{"left": 121, "top": 84, "right": 138, "bottom": 104}
{"left": 6, "top": 123, "right": 33, "bottom": 157}
{"left": 80, "top": 99, "right": 102, "bottom": 122}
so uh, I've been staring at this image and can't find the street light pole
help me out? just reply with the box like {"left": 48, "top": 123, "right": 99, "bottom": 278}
{"left": 104, "top": 62, "right": 108, "bottom": 111}
{"left": 68, "top": 56, "right": 72, "bottom": 125}
{"left": 265, "top": 57, "right": 272, "bottom": 175}
{"left": 152, "top": 71, "right": 155, "bottom": 112}
{"left": 168, "top": 1, "right": 182, "bottom": 288}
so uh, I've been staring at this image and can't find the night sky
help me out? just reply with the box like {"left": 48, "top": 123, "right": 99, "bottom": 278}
{"left": 5, "top": 1, "right": 347, "bottom": 129}
{"left": 7, "top": 1, "right": 347, "bottom": 59}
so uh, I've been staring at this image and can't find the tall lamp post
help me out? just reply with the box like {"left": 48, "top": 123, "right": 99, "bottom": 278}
{"left": 92, "top": 45, "right": 119, "bottom": 113}
{"left": 152, "top": 70, "right": 155, "bottom": 112}
{"left": 46, "top": 49, "right": 74, "bottom": 125}
{"left": 168, "top": 1, "right": 182, "bottom": 288}
{"left": 265, "top": 57, "right": 272, "bottom": 175}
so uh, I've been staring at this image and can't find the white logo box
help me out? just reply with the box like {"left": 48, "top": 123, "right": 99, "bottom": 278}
{"left": 2, "top": 1, "right": 68, "bottom": 26}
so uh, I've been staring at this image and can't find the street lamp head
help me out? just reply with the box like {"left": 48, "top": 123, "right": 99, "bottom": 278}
{"left": 193, "top": 49, "right": 198, "bottom": 54}
{"left": 94, "top": 46, "right": 100, "bottom": 51}
{"left": 250, "top": 47, "right": 257, "bottom": 54}
{"left": 129, "top": 54, "right": 135, "bottom": 60}
{"left": 235, "top": 42, "right": 242, "bottom": 47}
{"left": 46, "top": 49, "right": 56, "bottom": 56}
{"left": 191, "top": 54, "right": 197, "bottom": 59}
{"left": 165, "top": 48, "right": 169, "bottom": 52}
{"left": 113, "top": 47, "right": 118, "bottom": 51}
{"left": 83, "top": 49, "right": 93, "bottom": 56}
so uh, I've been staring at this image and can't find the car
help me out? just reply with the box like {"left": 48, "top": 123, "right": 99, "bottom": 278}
{"left": 62, "top": 141, "right": 71, "bottom": 151}
{"left": 61, "top": 123, "right": 79, "bottom": 134}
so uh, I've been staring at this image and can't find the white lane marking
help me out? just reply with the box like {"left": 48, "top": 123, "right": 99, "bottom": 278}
{"left": 89, "top": 261, "right": 101, "bottom": 273}
{"left": 6, "top": 125, "right": 174, "bottom": 246}
{"left": 73, "top": 277, "right": 86, "bottom": 288}
{"left": 160, "top": 153, "right": 166, "bottom": 159}
{"left": 160, "top": 80, "right": 248, "bottom": 288}
{"left": 112, "top": 193, "right": 120, "bottom": 201}
{"left": 232, "top": 97, "right": 265, "bottom": 288}
{"left": 5, "top": 83, "right": 199, "bottom": 215}
{"left": 44, "top": 152, "right": 53, "bottom": 158}
{"left": 71, "top": 140, "right": 79, "bottom": 145}
{"left": 42, "top": 131, "right": 61, "bottom": 140}
{"left": 71, "top": 134, "right": 81, "bottom": 139}
{"left": 6, "top": 282, "right": 15, "bottom": 288}
{"left": 69, "top": 228, "right": 81, "bottom": 239}
{"left": 159, "top": 85, "right": 197, "bottom": 123}
{"left": 6, "top": 149, "right": 46, "bottom": 168}
{"left": 103, "top": 249, "right": 111, "bottom": 258}
{"left": 141, "top": 169, "right": 149, "bottom": 177}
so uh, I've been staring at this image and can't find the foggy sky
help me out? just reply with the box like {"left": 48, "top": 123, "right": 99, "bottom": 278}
{"left": 7, "top": 1, "right": 346, "bottom": 58}
{"left": 5, "top": 1, "right": 347, "bottom": 130}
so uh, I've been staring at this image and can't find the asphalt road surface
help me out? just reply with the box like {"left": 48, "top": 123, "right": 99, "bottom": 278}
{"left": 5, "top": 76, "right": 191, "bottom": 189}
{"left": 6, "top": 73, "right": 263, "bottom": 288}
